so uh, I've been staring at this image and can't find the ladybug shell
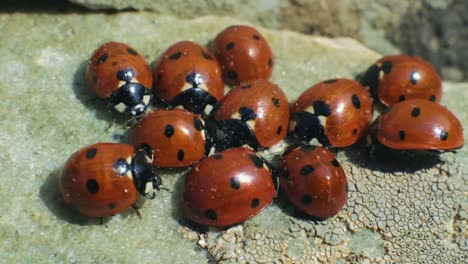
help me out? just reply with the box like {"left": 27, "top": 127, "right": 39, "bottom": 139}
{"left": 131, "top": 109, "right": 208, "bottom": 167}
{"left": 293, "top": 79, "right": 373, "bottom": 147}
{"left": 280, "top": 146, "right": 348, "bottom": 219}
{"left": 85, "top": 41, "right": 152, "bottom": 98}
{"left": 152, "top": 41, "right": 224, "bottom": 102}
{"left": 373, "top": 99, "right": 464, "bottom": 150}
{"left": 213, "top": 25, "right": 274, "bottom": 85}
{"left": 59, "top": 143, "right": 138, "bottom": 217}
{"left": 214, "top": 79, "right": 290, "bottom": 148}
{"left": 183, "top": 147, "right": 276, "bottom": 227}
{"left": 361, "top": 54, "right": 442, "bottom": 107}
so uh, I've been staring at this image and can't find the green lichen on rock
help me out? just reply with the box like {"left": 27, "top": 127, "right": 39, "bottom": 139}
{"left": 0, "top": 10, "right": 467, "bottom": 264}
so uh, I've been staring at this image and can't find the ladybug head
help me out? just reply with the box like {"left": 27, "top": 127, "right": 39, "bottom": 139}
{"left": 131, "top": 146, "right": 162, "bottom": 199}
{"left": 291, "top": 111, "right": 331, "bottom": 148}
{"left": 213, "top": 119, "right": 261, "bottom": 151}
{"left": 109, "top": 82, "right": 152, "bottom": 118}
{"left": 169, "top": 72, "right": 218, "bottom": 115}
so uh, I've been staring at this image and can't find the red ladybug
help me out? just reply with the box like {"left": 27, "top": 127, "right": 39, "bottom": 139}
{"left": 130, "top": 109, "right": 212, "bottom": 168}
{"left": 59, "top": 143, "right": 162, "bottom": 217}
{"left": 213, "top": 25, "right": 274, "bottom": 85}
{"left": 291, "top": 78, "right": 373, "bottom": 148}
{"left": 213, "top": 79, "right": 290, "bottom": 150}
{"left": 368, "top": 99, "right": 464, "bottom": 151}
{"left": 152, "top": 41, "right": 224, "bottom": 114}
{"left": 183, "top": 147, "right": 277, "bottom": 227}
{"left": 280, "top": 145, "right": 348, "bottom": 219}
{"left": 359, "top": 54, "right": 442, "bottom": 107}
{"left": 85, "top": 42, "right": 153, "bottom": 117}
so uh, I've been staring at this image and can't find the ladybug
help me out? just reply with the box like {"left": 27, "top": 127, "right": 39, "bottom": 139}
{"left": 368, "top": 99, "right": 464, "bottom": 152}
{"left": 130, "top": 109, "right": 212, "bottom": 168}
{"left": 183, "top": 147, "right": 277, "bottom": 227}
{"left": 291, "top": 78, "right": 373, "bottom": 148}
{"left": 359, "top": 54, "right": 442, "bottom": 107}
{"left": 59, "top": 143, "right": 162, "bottom": 217}
{"left": 85, "top": 42, "right": 153, "bottom": 118}
{"left": 280, "top": 145, "right": 348, "bottom": 220}
{"left": 213, "top": 25, "right": 274, "bottom": 85}
{"left": 152, "top": 41, "right": 224, "bottom": 115}
{"left": 212, "top": 79, "right": 290, "bottom": 150}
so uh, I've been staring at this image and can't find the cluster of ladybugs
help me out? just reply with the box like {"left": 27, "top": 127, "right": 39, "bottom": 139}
{"left": 58, "top": 25, "right": 464, "bottom": 227}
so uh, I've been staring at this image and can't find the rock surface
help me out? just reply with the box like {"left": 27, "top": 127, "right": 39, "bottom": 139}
{"left": 0, "top": 10, "right": 466, "bottom": 263}
{"left": 67, "top": 0, "right": 468, "bottom": 82}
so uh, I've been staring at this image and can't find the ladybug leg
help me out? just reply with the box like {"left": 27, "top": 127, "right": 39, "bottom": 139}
{"left": 131, "top": 204, "right": 143, "bottom": 219}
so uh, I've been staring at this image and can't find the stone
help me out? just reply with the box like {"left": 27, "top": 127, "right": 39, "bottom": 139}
{"left": 0, "top": 9, "right": 467, "bottom": 264}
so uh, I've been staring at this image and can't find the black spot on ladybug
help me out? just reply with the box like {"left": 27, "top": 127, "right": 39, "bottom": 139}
{"left": 399, "top": 95, "right": 406, "bottom": 102}
{"left": 268, "top": 58, "right": 273, "bottom": 67}
{"left": 312, "top": 100, "right": 332, "bottom": 116}
{"left": 272, "top": 97, "right": 280, "bottom": 108}
{"left": 205, "top": 209, "right": 217, "bottom": 220}
{"left": 194, "top": 118, "right": 204, "bottom": 131}
{"left": 177, "top": 149, "right": 185, "bottom": 161}
{"left": 241, "top": 84, "right": 251, "bottom": 89}
{"left": 353, "top": 128, "right": 358, "bottom": 135}
{"left": 213, "top": 154, "right": 223, "bottom": 159}
{"left": 230, "top": 177, "right": 241, "bottom": 189}
{"left": 411, "top": 107, "right": 421, "bottom": 117}
{"left": 164, "top": 124, "right": 175, "bottom": 138}
{"left": 86, "top": 179, "right": 99, "bottom": 194}
{"left": 201, "top": 51, "right": 213, "bottom": 60}
{"left": 253, "top": 35, "right": 260, "bottom": 40}
{"left": 301, "top": 195, "right": 313, "bottom": 205}
{"left": 351, "top": 94, "right": 361, "bottom": 109}
{"left": 226, "top": 42, "right": 235, "bottom": 50}
{"left": 249, "top": 154, "right": 264, "bottom": 168}
{"left": 429, "top": 95, "right": 436, "bottom": 102}
{"left": 381, "top": 61, "right": 392, "bottom": 74}
{"left": 300, "top": 165, "right": 314, "bottom": 176}
{"left": 277, "top": 126, "right": 283, "bottom": 135}
{"left": 440, "top": 130, "right": 448, "bottom": 141}
{"left": 127, "top": 48, "right": 138, "bottom": 56}
{"left": 239, "top": 107, "right": 257, "bottom": 122}
{"left": 283, "top": 171, "right": 290, "bottom": 179}
{"left": 399, "top": 130, "right": 406, "bottom": 140}
{"left": 169, "top": 51, "right": 182, "bottom": 60}
{"left": 112, "top": 61, "right": 118, "bottom": 66}
{"left": 323, "top": 79, "right": 338, "bottom": 84}
{"left": 251, "top": 198, "right": 260, "bottom": 208}
{"left": 86, "top": 148, "right": 97, "bottom": 159}
{"left": 227, "top": 70, "right": 238, "bottom": 80}
{"left": 410, "top": 71, "right": 419, "bottom": 84}
{"left": 331, "top": 159, "right": 340, "bottom": 167}
{"left": 92, "top": 76, "right": 98, "bottom": 84}
{"left": 108, "top": 203, "right": 117, "bottom": 209}
{"left": 98, "top": 53, "right": 108, "bottom": 64}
